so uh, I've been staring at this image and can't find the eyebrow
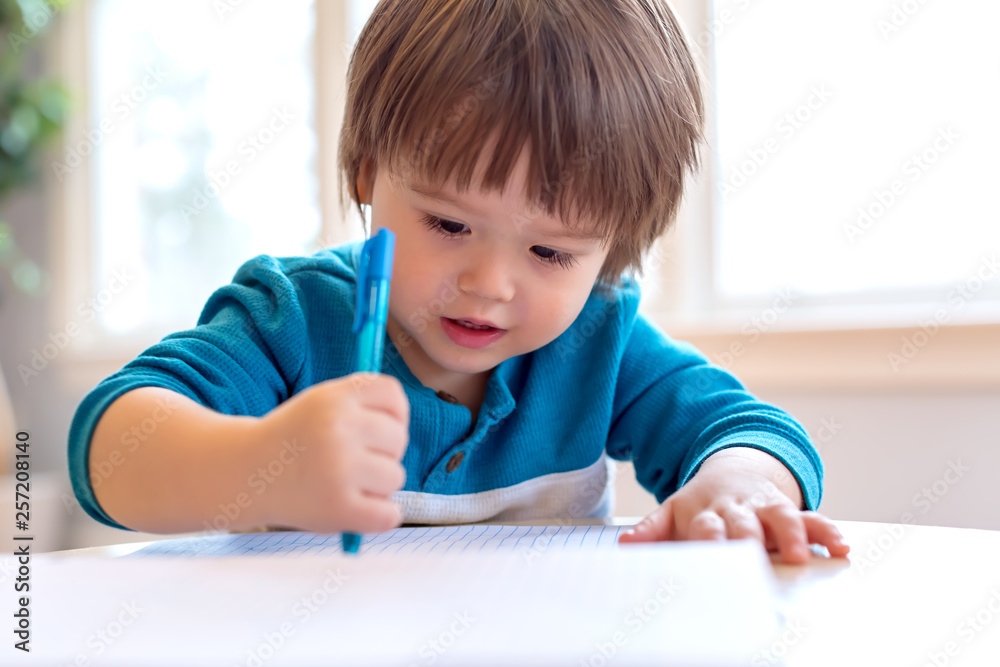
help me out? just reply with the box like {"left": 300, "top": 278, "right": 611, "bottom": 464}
{"left": 409, "top": 185, "right": 604, "bottom": 243}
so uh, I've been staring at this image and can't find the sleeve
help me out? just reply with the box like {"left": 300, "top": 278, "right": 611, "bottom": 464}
{"left": 606, "top": 314, "right": 823, "bottom": 511}
{"left": 66, "top": 255, "right": 313, "bottom": 529}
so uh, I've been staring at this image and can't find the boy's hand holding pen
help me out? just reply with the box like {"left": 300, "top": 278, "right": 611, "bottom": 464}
{"left": 254, "top": 371, "right": 410, "bottom": 538}
{"left": 254, "top": 230, "right": 407, "bottom": 543}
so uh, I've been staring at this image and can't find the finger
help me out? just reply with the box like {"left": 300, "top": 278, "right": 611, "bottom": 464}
{"left": 356, "top": 453, "right": 407, "bottom": 496}
{"left": 686, "top": 510, "right": 727, "bottom": 541}
{"left": 720, "top": 504, "right": 765, "bottom": 543}
{"left": 802, "top": 512, "right": 851, "bottom": 558}
{"left": 619, "top": 501, "right": 673, "bottom": 543}
{"left": 356, "top": 411, "right": 409, "bottom": 460}
{"left": 350, "top": 373, "right": 411, "bottom": 426}
{"left": 758, "top": 505, "right": 810, "bottom": 564}
{"left": 342, "top": 494, "right": 403, "bottom": 534}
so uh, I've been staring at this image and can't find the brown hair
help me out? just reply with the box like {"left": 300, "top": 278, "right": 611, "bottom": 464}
{"left": 338, "top": 0, "right": 704, "bottom": 287}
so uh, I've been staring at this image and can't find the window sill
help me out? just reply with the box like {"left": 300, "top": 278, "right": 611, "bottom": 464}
{"left": 654, "top": 319, "right": 1000, "bottom": 391}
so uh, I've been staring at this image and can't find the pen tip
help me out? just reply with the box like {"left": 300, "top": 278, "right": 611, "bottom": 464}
{"left": 342, "top": 533, "right": 362, "bottom": 554}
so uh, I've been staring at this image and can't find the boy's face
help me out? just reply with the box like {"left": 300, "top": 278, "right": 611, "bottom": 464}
{"left": 361, "top": 145, "right": 610, "bottom": 385}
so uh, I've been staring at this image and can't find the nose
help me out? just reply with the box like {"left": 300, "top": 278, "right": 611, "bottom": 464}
{"left": 457, "top": 250, "right": 515, "bottom": 303}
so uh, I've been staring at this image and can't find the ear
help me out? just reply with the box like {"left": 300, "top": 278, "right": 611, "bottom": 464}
{"left": 356, "top": 159, "right": 374, "bottom": 205}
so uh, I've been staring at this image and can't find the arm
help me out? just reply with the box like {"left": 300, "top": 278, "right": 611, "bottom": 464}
{"left": 620, "top": 445, "right": 849, "bottom": 563}
{"left": 68, "top": 255, "right": 304, "bottom": 531}
{"left": 88, "top": 376, "right": 408, "bottom": 536}
{"left": 700, "top": 445, "right": 804, "bottom": 510}
{"left": 88, "top": 386, "right": 275, "bottom": 534}
{"left": 606, "top": 313, "right": 847, "bottom": 561}
{"left": 606, "top": 313, "right": 822, "bottom": 509}
{"left": 70, "top": 252, "right": 408, "bottom": 535}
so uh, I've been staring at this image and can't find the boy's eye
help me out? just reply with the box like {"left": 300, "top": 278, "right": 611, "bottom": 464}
{"left": 420, "top": 214, "right": 577, "bottom": 269}
{"left": 421, "top": 214, "right": 467, "bottom": 237}
{"left": 531, "top": 245, "right": 576, "bottom": 269}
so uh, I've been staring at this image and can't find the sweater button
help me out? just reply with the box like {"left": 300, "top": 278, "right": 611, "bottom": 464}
{"left": 435, "top": 389, "right": 460, "bottom": 404}
{"left": 446, "top": 451, "right": 465, "bottom": 472}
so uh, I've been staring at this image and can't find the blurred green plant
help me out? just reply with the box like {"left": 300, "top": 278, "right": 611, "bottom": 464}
{"left": 1, "top": 0, "right": 72, "bottom": 298}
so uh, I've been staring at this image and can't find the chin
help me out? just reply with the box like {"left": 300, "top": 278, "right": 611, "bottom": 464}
{"left": 429, "top": 347, "right": 504, "bottom": 375}
{"left": 437, "top": 356, "right": 499, "bottom": 375}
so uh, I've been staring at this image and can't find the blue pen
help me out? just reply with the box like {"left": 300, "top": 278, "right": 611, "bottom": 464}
{"left": 344, "top": 228, "right": 396, "bottom": 554}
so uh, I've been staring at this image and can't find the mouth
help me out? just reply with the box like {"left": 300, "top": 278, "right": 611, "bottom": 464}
{"left": 450, "top": 317, "right": 503, "bottom": 330}
{"left": 441, "top": 317, "right": 508, "bottom": 349}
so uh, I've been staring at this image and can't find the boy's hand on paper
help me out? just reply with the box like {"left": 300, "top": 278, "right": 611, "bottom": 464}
{"left": 618, "top": 447, "right": 850, "bottom": 564}
{"left": 256, "top": 373, "right": 410, "bottom": 534}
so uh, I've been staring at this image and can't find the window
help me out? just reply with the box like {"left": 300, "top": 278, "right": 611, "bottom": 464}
{"left": 653, "top": 0, "right": 1000, "bottom": 389}
{"left": 79, "top": 0, "right": 320, "bottom": 340}
{"left": 56, "top": 0, "right": 998, "bottom": 387}
{"left": 707, "top": 0, "right": 1000, "bottom": 317}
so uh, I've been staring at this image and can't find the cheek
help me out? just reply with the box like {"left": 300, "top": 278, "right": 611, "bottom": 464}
{"left": 390, "top": 247, "right": 448, "bottom": 317}
{"left": 399, "top": 253, "right": 439, "bottom": 289}
{"left": 530, "top": 282, "right": 591, "bottom": 333}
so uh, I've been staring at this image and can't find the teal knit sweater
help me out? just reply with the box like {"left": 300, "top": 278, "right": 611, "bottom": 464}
{"left": 68, "top": 241, "right": 822, "bottom": 529}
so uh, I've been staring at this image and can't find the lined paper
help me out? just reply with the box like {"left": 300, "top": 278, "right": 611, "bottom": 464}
{"left": 129, "top": 524, "right": 628, "bottom": 557}
{"left": 19, "top": 537, "right": 781, "bottom": 666}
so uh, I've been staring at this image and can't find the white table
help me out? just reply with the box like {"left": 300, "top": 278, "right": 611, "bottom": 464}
{"left": 45, "top": 518, "right": 1000, "bottom": 666}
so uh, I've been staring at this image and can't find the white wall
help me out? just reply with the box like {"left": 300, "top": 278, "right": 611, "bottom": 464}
{"left": 614, "top": 389, "right": 1000, "bottom": 531}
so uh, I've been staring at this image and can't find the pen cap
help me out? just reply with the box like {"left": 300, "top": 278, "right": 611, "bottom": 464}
{"left": 352, "top": 228, "right": 396, "bottom": 333}
{"left": 364, "top": 228, "right": 396, "bottom": 281}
